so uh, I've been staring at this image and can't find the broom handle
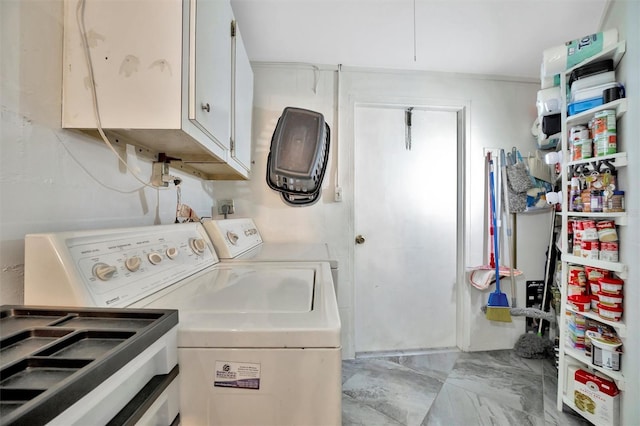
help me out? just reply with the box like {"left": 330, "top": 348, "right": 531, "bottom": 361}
{"left": 501, "top": 149, "right": 517, "bottom": 307}
{"left": 489, "top": 159, "right": 501, "bottom": 293}
{"left": 538, "top": 208, "right": 556, "bottom": 335}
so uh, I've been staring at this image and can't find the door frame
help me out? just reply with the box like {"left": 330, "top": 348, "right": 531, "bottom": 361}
{"left": 348, "top": 96, "right": 471, "bottom": 354}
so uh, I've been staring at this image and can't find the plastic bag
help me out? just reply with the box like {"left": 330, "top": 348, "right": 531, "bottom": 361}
{"left": 505, "top": 154, "right": 552, "bottom": 213}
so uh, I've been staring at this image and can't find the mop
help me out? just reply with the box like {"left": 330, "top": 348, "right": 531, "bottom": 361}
{"left": 485, "top": 156, "right": 512, "bottom": 322}
{"left": 468, "top": 152, "right": 522, "bottom": 290}
{"left": 501, "top": 149, "right": 518, "bottom": 308}
{"left": 480, "top": 152, "right": 554, "bottom": 327}
{"left": 513, "top": 208, "right": 557, "bottom": 359}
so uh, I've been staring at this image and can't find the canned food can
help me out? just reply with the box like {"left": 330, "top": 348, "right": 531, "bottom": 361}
{"left": 593, "top": 110, "right": 617, "bottom": 156}
{"left": 594, "top": 110, "right": 617, "bottom": 134}
{"left": 581, "top": 240, "right": 600, "bottom": 260}
{"left": 570, "top": 125, "right": 589, "bottom": 141}
{"left": 580, "top": 139, "right": 593, "bottom": 159}
{"left": 581, "top": 220, "right": 598, "bottom": 241}
{"left": 568, "top": 265, "right": 587, "bottom": 286}
{"left": 597, "top": 220, "right": 618, "bottom": 242}
{"left": 595, "top": 133, "right": 617, "bottom": 156}
{"left": 600, "top": 242, "right": 619, "bottom": 262}
{"left": 606, "top": 190, "right": 625, "bottom": 212}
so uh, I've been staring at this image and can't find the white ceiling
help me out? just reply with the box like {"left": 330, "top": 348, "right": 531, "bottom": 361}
{"left": 229, "top": 0, "right": 610, "bottom": 80}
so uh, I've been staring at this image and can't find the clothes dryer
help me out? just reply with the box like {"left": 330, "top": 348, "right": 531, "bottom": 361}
{"left": 202, "top": 218, "right": 339, "bottom": 289}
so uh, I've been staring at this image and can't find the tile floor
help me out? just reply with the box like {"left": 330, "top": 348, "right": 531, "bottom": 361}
{"left": 342, "top": 349, "right": 591, "bottom": 426}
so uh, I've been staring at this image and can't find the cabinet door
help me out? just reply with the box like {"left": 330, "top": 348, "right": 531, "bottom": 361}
{"left": 189, "top": 0, "right": 232, "bottom": 150}
{"left": 231, "top": 22, "right": 254, "bottom": 172}
{"left": 63, "top": 0, "right": 182, "bottom": 129}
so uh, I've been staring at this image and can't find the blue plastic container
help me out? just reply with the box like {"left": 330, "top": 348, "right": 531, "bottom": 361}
{"left": 568, "top": 97, "right": 604, "bottom": 116}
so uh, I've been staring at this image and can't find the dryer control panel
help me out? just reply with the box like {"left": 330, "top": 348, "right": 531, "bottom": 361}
{"left": 24, "top": 223, "right": 219, "bottom": 308}
{"left": 202, "top": 218, "right": 263, "bottom": 259}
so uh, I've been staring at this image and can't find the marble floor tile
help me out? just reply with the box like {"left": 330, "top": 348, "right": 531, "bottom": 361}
{"left": 342, "top": 358, "right": 444, "bottom": 426}
{"left": 445, "top": 357, "right": 544, "bottom": 416}
{"left": 342, "top": 349, "right": 590, "bottom": 426}
{"left": 422, "top": 382, "right": 546, "bottom": 426}
{"left": 393, "top": 351, "right": 461, "bottom": 382}
{"left": 542, "top": 356, "right": 559, "bottom": 379}
{"left": 342, "top": 394, "right": 404, "bottom": 426}
{"left": 541, "top": 371, "right": 590, "bottom": 426}
{"left": 456, "top": 348, "right": 544, "bottom": 375}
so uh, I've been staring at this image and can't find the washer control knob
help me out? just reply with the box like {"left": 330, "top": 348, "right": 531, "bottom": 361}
{"left": 226, "top": 231, "right": 239, "bottom": 245}
{"left": 190, "top": 238, "right": 207, "bottom": 255}
{"left": 93, "top": 262, "right": 117, "bottom": 281}
{"left": 148, "top": 252, "right": 163, "bottom": 265}
{"left": 166, "top": 247, "right": 179, "bottom": 259}
{"left": 125, "top": 256, "right": 142, "bottom": 272}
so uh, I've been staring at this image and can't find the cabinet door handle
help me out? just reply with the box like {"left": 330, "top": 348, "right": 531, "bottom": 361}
{"left": 201, "top": 103, "right": 210, "bottom": 112}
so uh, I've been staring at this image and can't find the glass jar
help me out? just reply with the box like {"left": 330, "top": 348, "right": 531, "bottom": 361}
{"left": 590, "top": 190, "right": 603, "bottom": 213}
{"left": 608, "top": 190, "right": 625, "bottom": 212}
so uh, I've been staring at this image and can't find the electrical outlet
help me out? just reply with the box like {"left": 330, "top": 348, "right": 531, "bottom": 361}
{"left": 217, "top": 199, "right": 235, "bottom": 215}
{"left": 334, "top": 187, "right": 343, "bottom": 202}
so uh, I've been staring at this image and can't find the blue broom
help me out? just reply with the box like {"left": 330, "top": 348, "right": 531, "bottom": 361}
{"left": 486, "top": 157, "right": 512, "bottom": 322}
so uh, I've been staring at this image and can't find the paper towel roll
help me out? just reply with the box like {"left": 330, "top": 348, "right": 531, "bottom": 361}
{"left": 540, "top": 63, "right": 561, "bottom": 88}
{"left": 541, "top": 28, "right": 619, "bottom": 78}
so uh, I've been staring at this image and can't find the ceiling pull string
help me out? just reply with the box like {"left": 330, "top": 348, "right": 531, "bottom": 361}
{"left": 413, "top": 0, "right": 417, "bottom": 62}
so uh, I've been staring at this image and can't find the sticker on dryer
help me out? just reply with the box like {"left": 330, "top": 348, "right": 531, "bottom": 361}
{"left": 214, "top": 361, "right": 261, "bottom": 390}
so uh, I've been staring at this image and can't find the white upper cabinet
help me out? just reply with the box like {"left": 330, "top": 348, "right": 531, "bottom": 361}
{"left": 231, "top": 20, "right": 254, "bottom": 172}
{"left": 190, "top": 0, "right": 232, "bottom": 150}
{"left": 62, "top": 0, "right": 253, "bottom": 180}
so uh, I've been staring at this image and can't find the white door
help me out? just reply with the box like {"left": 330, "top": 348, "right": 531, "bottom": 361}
{"left": 354, "top": 105, "right": 458, "bottom": 354}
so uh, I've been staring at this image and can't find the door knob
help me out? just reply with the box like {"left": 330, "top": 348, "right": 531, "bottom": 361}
{"left": 355, "top": 235, "right": 365, "bottom": 244}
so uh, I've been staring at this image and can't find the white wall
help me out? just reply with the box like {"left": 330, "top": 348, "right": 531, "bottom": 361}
{"left": 214, "top": 64, "right": 547, "bottom": 357}
{"left": 0, "top": 1, "right": 217, "bottom": 303}
{"left": 601, "top": 2, "right": 639, "bottom": 424}
{"left": 1, "top": 0, "right": 553, "bottom": 361}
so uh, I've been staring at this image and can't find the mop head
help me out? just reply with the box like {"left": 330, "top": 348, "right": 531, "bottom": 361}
{"left": 514, "top": 333, "right": 554, "bottom": 359}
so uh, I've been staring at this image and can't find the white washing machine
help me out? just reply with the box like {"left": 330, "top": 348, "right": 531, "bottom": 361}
{"left": 24, "top": 222, "right": 342, "bottom": 426}
{"left": 202, "top": 218, "right": 339, "bottom": 288}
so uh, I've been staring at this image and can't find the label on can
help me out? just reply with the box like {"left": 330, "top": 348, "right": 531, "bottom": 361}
{"left": 581, "top": 240, "right": 600, "bottom": 259}
{"left": 594, "top": 110, "right": 617, "bottom": 133}
{"left": 580, "top": 139, "right": 593, "bottom": 159}
{"left": 600, "top": 242, "right": 619, "bottom": 262}
{"left": 597, "top": 220, "right": 618, "bottom": 242}
{"left": 595, "top": 133, "right": 617, "bottom": 156}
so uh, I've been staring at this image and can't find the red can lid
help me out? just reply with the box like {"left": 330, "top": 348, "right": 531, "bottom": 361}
{"left": 598, "top": 303, "right": 623, "bottom": 312}
{"left": 598, "top": 277, "right": 624, "bottom": 285}
{"left": 568, "top": 295, "right": 591, "bottom": 303}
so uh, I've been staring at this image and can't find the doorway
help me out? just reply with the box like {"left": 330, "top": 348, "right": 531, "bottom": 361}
{"left": 354, "top": 105, "right": 459, "bottom": 354}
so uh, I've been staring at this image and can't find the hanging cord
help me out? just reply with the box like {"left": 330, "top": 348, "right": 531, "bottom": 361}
{"left": 175, "top": 185, "right": 182, "bottom": 223}
{"left": 174, "top": 185, "right": 200, "bottom": 222}
{"left": 75, "top": 0, "right": 167, "bottom": 190}
{"left": 413, "top": 0, "right": 417, "bottom": 61}
{"left": 54, "top": 130, "right": 144, "bottom": 194}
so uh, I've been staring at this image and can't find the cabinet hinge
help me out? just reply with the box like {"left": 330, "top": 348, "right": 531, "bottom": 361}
{"left": 230, "top": 20, "right": 236, "bottom": 38}
{"left": 230, "top": 138, "right": 235, "bottom": 152}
